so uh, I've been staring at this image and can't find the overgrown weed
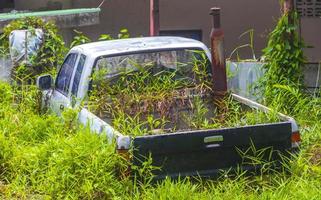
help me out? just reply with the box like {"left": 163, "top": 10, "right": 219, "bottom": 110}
{"left": 0, "top": 81, "right": 130, "bottom": 199}
{"left": 87, "top": 53, "right": 281, "bottom": 137}
{"left": 1, "top": 11, "right": 321, "bottom": 199}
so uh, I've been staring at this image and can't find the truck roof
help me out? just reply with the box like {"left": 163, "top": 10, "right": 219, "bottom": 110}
{"left": 73, "top": 36, "right": 211, "bottom": 59}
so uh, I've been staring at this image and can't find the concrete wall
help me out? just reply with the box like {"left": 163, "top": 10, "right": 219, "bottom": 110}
{"left": 74, "top": 0, "right": 149, "bottom": 41}
{"left": 11, "top": 0, "right": 321, "bottom": 62}
{"left": 67, "top": 0, "right": 321, "bottom": 62}
{"left": 159, "top": 0, "right": 280, "bottom": 60}
{"left": 14, "top": 0, "right": 72, "bottom": 10}
{"left": 301, "top": 18, "right": 321, "bottom": 62}
{"left": 14, "top": 0, "right": 74, "bottom": 42}
{"left": 72, "top": 0, "right": 281, "bottom": 60}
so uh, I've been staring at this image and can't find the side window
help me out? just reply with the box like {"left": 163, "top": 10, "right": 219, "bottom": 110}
{"left": 71, "top": 54, "right": 86, "bottom": 96}
{"left": 56, "top": 53, "right": 78, "bottom": 95}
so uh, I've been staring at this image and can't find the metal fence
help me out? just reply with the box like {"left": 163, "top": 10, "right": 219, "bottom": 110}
{"left": 227, "top": 61, "right": 321, "bottom": 100}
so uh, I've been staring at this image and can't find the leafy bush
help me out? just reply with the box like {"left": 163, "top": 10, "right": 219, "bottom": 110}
{"left": 71, "top": 28, "right": 131, "bottom": 48}
{"left": 259, "top": 9, "right": 305, "bottom": 107}
{"left": 0, "top": 83, "right": 128, "bottom": 199}
{"left": 0, "top": 17, "right": 67, "bottom": 82}
{"left": 0, "top": 81, "right": 13, "bottom": 103}
{"left": 70, "top": 30, "right": 92, "bottom": 48}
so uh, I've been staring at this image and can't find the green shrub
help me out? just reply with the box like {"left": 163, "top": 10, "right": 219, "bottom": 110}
{"left": 0, "top": 82, "right": 128, "bottom": 199}
{"left": 0, "top": 17, "right": 67, "bottom": 82}
{"left": 0, "top": 81, "right": 13, "bottom": 103}
{"left": 259, "top": 8, "right": 305, "bottom": 108}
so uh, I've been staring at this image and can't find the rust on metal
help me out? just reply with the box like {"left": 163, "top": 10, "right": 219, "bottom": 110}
{"left": 282, "top": 0, "right": 296, "bottom": 41}
{"left": 150, "top": 0, "right": 160, "bottom": 36}
{"left": 210, "top": 7, "right": 227, "bottom": 97}
{"left": 117, "top": 149, "right": 132, "bottom": 179}
{"left": 283, "top": 0, "right": 294, "bottom": 14}
{"left": 212, "top": 35, "right": 224, "bottom": 66}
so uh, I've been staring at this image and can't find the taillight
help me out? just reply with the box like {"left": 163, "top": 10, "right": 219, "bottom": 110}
{"left": 291, "top": 131, "right": 301, "bottom": 148}
{"left": 117, "top": 149, "right": 130, "bottom": 160}
{"left": 116, "top": 136, "right": 131, "bottom": 179}
{"left": 117, "top": 149, "right": 131, "bottom": 179}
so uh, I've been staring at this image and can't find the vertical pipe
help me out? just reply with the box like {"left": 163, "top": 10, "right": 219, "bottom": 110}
{"left": 283, "top": 0, "right": 295, "bottom": 29}
{"left": 210, "top": 7, "right": 227, "bottom": 97}
{"left": 283, "top": 0, "right": 294, "bottom": 14}
{"left": 283, "top": 0, "right": 295, "bottom": 47}
{"left": 150, "top": 0, "right": 160, "bottom": 36}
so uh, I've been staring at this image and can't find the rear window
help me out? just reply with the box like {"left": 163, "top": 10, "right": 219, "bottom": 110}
{"left": 94, "top": 49, "right": 211, "bottom": 83}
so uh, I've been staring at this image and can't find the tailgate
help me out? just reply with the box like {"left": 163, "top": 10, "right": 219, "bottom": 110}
{"left": 132, "top": 122, "right": 292, "bottom": 179}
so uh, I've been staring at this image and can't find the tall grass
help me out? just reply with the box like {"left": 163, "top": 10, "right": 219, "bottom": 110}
{"left": 1, "top": 80, "right": 321, "bottom": 199}
{"left": 0, "top": 82, "right": 128, "bottom": 199}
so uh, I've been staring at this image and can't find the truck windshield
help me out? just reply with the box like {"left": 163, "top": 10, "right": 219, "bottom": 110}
{"left": 94, "top": 49, "right": 211, "bottom": 83}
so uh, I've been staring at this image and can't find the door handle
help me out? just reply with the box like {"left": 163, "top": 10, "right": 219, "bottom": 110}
{"left": 60, "top": 104, "right": 65, "bottom": 111}
{"left": 204, "top": 135, "right": 223, "bottom": 149}
{"left": 204, "top": 135, "right": 224, "bottom": 144}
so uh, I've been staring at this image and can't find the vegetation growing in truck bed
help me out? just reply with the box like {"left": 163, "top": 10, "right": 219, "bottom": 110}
{"left": 87, "top": 54, "right": 280, "bottom": 137}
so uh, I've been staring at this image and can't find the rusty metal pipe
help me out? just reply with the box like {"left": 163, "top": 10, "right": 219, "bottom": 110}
{"left": 210, "top": 7, "right": 227, "bottom": 97}
{"left": 283, "top": 0, "right": 294, "bottom": 14}
{"left": 150, "top": 0, "right": 160, "bottom": 36}
{"left": 282, "top": 0, "right": 296, "bottom": 42}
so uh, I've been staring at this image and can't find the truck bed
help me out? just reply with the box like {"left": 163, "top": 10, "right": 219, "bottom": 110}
{"left": 132, "top": 121, "right": 292, "bottom": 179}
{"left": 125, "top": 93, "right": 296, "bottom": 180}
{"left": 83, "top": 92, "right": 296, "bottom": 180}
{"left": 95, "top": 93, "right": 294, "bottom": 180}
{"left": 96, "top": 91, "right": 282, "bottom": 136}
{"left": 129, "top": 94, "right": 295, "bottom": 180}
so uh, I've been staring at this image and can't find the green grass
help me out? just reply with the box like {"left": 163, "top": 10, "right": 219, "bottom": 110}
{"left": 1, "top": 81, "right": 321, "bottom": 199}
{"left": 0, "top": 82, "right": 128, "bottom": 199}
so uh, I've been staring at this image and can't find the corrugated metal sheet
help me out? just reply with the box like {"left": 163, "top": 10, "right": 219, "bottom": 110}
{"left": 0, "top": 8, "right": 100, "bottom": 21}
{"left": 0, "top": 8, "right": 100, "bottom": 32}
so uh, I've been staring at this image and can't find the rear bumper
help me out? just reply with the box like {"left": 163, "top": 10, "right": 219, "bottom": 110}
{"left": 130, "top": 147, "right": 299, "bottom": 181}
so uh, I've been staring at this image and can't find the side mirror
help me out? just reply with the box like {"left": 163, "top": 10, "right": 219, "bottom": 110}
{"left": 37, "top": 74, "right": 53, "bottom": 91}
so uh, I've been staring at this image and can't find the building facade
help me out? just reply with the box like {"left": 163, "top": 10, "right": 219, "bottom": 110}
{"left": 1, "top": 0, "right": 320, "bottom": 62}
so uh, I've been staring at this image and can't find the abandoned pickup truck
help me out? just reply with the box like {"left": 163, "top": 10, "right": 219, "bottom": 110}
{"left": 37, "top": 36, "right": 301, "bottom": 179}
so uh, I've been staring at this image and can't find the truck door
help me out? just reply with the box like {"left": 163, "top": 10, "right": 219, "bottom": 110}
{"left": 50, "top": 53, "right": 78, "bottom": 115}
{"left": 70, "top": 54, "right": 86, "bottom": 100}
